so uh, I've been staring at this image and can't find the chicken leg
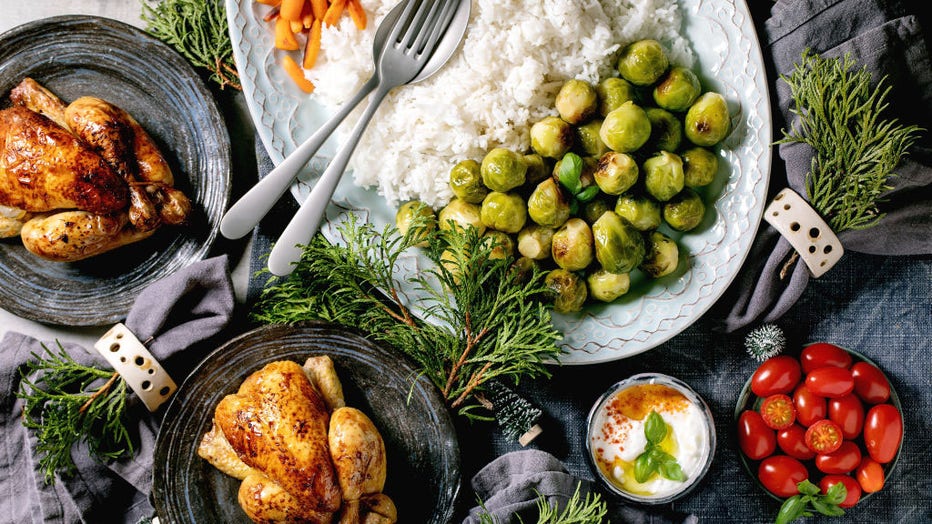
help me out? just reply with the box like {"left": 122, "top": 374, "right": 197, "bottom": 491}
{"left": 328, "top": 407, "right": 387, "bottom": 524}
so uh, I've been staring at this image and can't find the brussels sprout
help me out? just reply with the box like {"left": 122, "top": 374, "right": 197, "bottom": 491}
{"left": 600, "top": 101, "right": 651, "bottom": 153}
{"left": 616, "top": 39, "right": 669, "bottom": 86}
{"left": 652, "top": 66, "right": 701, "bottom": 112}
{"left": 640, "top": 231, "right": 679, "bottom": 278}
{"left": 582, "top": 198, "right": 612, "bottom": 224}
{"left": 645, "top": 107, "right": 683, "bottom": 152}
{"left": 594, "top": 151, "right": 638, "bottom": 195}
{"left": 551, "top": 218, "right": 594, "bottom": 271}
{"left": 614, "top": 192, "right": 662, "bottom": 231}
{"left": 684, "top": 92, "right": 731, "bottom": 146}
{"left": 681, "top": 146, "right": 719, "bottom": 187}
{"left": 530, "top": 116, "right": 574, "bottom": 158}
{"left": 591, "top": 211, "right": 645, "bottom": 274}
{"left": 587, "top": 269, "right": 631, "bottom": 302}
{"left": 523, "top": 153, "right": 551, "bottom": 186}
{"left": 438, "top": 198, "right": 485, "bottom": 235}
{"left": 449, "top": 159, "right": 488, "bottom": 204}
{"left": 576, "top": 119, "right": 610, "bottom": 157}
{"left": 528, "top": 178, "right": 571, "bottom": 228}
{"left": 480, "top": 191, "right": 527, "bottom": 234}
{"left": 481, "top": 148, "right": 527, "bottom": 192}
{"left": 663, "top": 187, "right": 706, "bottom": 231}
{"left": 395, "top": 200, "right": 436, "bottom": 247}
{"left": 643, "top": 150, "right": 685, "bottom": 202}
{"left": 517, "top": 224, "right": 555, "bottom": 260}
{"left": 596, "top": 77, "right": 636, "bottom": 117}
{"left": 555, "top": 79, "right": 598, "bottom": 125}
{"left": 545, "top": 268, "right": 588, "bottom": 313}
{"left": 481, "top": 230, "right": 516, "bottom": 260}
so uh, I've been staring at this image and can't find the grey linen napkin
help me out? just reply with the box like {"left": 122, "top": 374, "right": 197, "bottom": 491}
{"left": 722, "top": 0, "right": 932, "bottom": 332}
{"left": 0, "top": 255, "right": 234, "bottom": 524}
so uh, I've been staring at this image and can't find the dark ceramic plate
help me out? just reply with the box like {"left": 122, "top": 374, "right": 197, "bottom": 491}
{"left": 0, "top": 15, "right": 230, "bottom": 326}
{"left": 152, "top": 323, "right": 461, "bottom": 523}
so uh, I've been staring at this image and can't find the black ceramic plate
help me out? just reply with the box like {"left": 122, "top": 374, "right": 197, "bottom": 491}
{"left": 152, "top": 323, "right": 461, "bottom": 523}
{"left": 0, "top": 15, "right": 230, "bottom": 326}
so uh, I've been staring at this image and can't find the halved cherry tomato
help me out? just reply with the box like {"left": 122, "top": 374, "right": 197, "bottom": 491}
{"left": 863, "top": 403, "right": 902, "bottom": 463}
{"left": 820, "top": 474, "right": 861, "bottom": 508}
{"left": 758, "top": 455, "right": 808, "bottom": 498}
{"left": 738, "top": 410, "right": 776, "bottom": 460}
{"left": 751, "top": 356, "right": 802, "bottom": 397}
{"left": 777, "top": 425, "right": 816, "bottom": 460}
{"left": 805, "top": 367, "right": 855, "bottom": 398}
{"left": 851, "top": 361, "right": 891, "bottom": 404}
{"left": 856, "top": 456, "right": 885, "bottom": 493}
{"left": 760, "top": 394, "right": 796, "bottom": 430}
{"left": 815, "top": 441, "right": 861, "bottom": 474}
{"left": 828, "top": 394, "right": 865, "bottom": 439}
{"left": 805, "top": 419, "right": 843, "bottom": 454}
{"left": 800, "top": 343, "right": 852, "bottom": 374}
{"left": 793, "top": 384, "right": 827, "bottom": 427}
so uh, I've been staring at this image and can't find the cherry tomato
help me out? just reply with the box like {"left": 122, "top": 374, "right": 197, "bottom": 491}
{"left": 751, "top": 356, "right": 802, "bottom": 397}
{"left": 777, "top": 425, "right": 816, "bottom": 460}
{"left": 793, "top": 384, "right": 827, "bottom": 427}
{"left": 863, "top": 403, "right": 903, "bottom": 463}
{"left": 815, "top": 441, "right": 861, "bottom": 474}
{"left": 805, "top": 367, "right": 855, "bottom": 398}
{"left": 828, "top": 394, "right": 865, "bottom": 439}
{"left": 800, "top": 343, "right": 852, "bottom": 374}
{"left": 805, "top": 419, "right": 843, "bottom": 454}
{"left": 856, "top": 456, "right": 885, "bottom": 493}
{"left": 738, "top": 410, "right": 776, "bottom": 460}
{"left": 851, "top": 361, "right": 891, "bottom": 404}
{"left": 760, "top": 394, "right": 796, "bottom": 430}
{"left": 758, "top": 455, "right": 808, "bottom": 498}
{"left": 820, "top": 474, "right": 861, "bottom": 509}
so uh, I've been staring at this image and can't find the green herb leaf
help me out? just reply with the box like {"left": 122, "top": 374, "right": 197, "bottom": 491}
{"left": 773, "top": 479, "right": 846, "bottom": 524}
{"left": 776, "top": 495, "right": 808, "bottom": 524}
{"left": 822, "top": 481, "right": 847, "bottom": 506}
{"left": 634, "top": 451, "right": 656, "bottom": 483}
{"left": 655, "top": 451, "right": 687, "bottom": 482}
{"left": 797, "top": 479, "right": 821, "bottom": 497}
{"left": 556, "top": 152, "right": 583, "bottom": 195}
{"left": 644, "top": 411, "right": 667, "bottom": 444}
{"left": 576, "top": 185, "right": 601, "bottom": 203}
{"left": 811, "top": 498, "right": 845, "bottom": 517}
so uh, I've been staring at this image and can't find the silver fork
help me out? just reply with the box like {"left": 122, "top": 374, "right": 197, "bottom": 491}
{"left": 260, "top": 0, "right": 465, "bottom": 276}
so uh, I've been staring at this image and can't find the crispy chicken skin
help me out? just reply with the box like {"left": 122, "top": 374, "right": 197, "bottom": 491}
{"left": 238, "top": 472, "right": 334, "bottom": 524}
{"left": 8, "top": 77, "right": 68, "bottom": 129}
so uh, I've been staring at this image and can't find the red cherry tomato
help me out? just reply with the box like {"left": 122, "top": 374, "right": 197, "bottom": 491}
{"left": 863, "top": 403, "right": 903, "bottom": 463}
{"left": 777, "top": 425, "right": 816, "bottom": 460}
{"left": 820, "top": 475, "right": 861, "bottom": 509}
{"left": 751, "top": 356, "right": 802, "bottom": 397}
{"left": 805, "top": 367, "right": 855, "bottom": 398}
{"left": 800, "top": 343, "right": 852, "bottom": 374}
{"left": 856, "top": 456, "right": 885, "bottom": 493}
{"left": 851, "top": 361, "right": 891, "bottom": 404}
{"left": 738, "top": 410, "right": 776, "bottom": 460}
{"left": 828, "top": 394, "right": 865, "bottom": 439}
{"left": 793, "top": 384, "right": 827, "bottom": 427}
{"left": 760, "top": 394, "right": 796, "bottom": 430}
{"left": 758, "top": 455, "right": 808, "bottom": 498}
{"left": 805, "top": 419, "right": 843, "bottom": 454}
{"left": 815, "top": 441, "right": 861, "bottom": 474}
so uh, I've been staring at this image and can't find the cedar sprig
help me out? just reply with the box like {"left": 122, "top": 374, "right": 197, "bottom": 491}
{"left": 475, "top": 481, "right": 608, "bottom": 524}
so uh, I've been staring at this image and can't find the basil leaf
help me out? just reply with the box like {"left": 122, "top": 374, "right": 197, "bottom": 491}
{"left": 797, "top": 479, "right": 820, "bottom": 497}
{"left": 644, "top": 411, "right": 667, "bottom": 444}
{"left": 658, "top": 458, "right": 687, "bottom": 482}
{"left": 823, "top": 481, "right": 847, "bottom": 505}
{"left": 810, "top": 498, "right": 845, "bottom": 517}
{"left": 556, "top": 153, "right": 583, "bottom": 194}
{"left": 633, "top": 452, "right": 656, "bottom": 483}
{"left": 775, "top": 495, "right": 807, "bottom": 524}
{"left": 576, "top": 185, "right": 601, "bottom": 203}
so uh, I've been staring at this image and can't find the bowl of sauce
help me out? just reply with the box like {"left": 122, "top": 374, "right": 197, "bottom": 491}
{"left": 586, "top": 373, "right": 715, "bottom": 504}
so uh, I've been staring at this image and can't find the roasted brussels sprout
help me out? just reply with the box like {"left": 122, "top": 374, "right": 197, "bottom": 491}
{"left": 591, "top": 211, "right": 645, "bottom": 274}
{"left": 587, "top": 269, "right": 631, "bottom": 302}
{"left": 681, "top": 146, "right": 719, "bottom": 187}
{"left": 545, "top": 268, "right": 588, "bottom": 313}
{"left": 523, "top": 153, "right": 551, "bottom": 186}
{"left": 652, "top": 66, "right": 701, "bottom": 112}
{"left": 481, "top": 230, "right": 516, "bottom": 260}
{"left": 395, "top": 200, "right": 436, "bottom": 247}
{"left": 640, "top": 231, "right": 679, "bottom": 278}
{"left": 481, "top": 148, "right": 527, "bottom": 192}
{"left": 530, "top": 116, "right": 574, "bottom": 158}
{"left": 684, "top": 92, "right": 731, "bottom": 146}
{"left": 596, "top": 77, "right": 636, "bottom": 116}
{"left": 517, "top": 224, "right": 555, "bottom": 260}
{"left": 593, "top": 151, "right": 638, "bottom": 195}
{"left": 480, "top": 191, "right": 527, "bottom": 234}
{"left": 614, "top": 192, "right": 662, "bottom": 231}
{"left": 555, "top": 79, "right": 598, "bottom": 124}
{"left": 663, "top": 187, "right": 706, "bottom": 231}
{"left": 645, "top": 107, "right": 683, "bottom": 152}
{"left": 551, "top": 218, "right": 594, "bottom": 271}
{"left": 528, "top": 178, "right": 571, "bottom": 228}
{"left": 583, "top": 198, "right": 612, "bottom": 224}
{"left": 643, "top": 150, "right": 685, "bottom": 202}
{"left": 616, "top": 39, "right": 669, "bottom": 86}
{"left": 438, "top": 198, "right": 485, "bottom": 235}
{"left": 600, "top": 101, "right": 651, "bottom": 153}
{"left": 449, "top": 159, "right": 488, "bottom": 204}
{"left": 576, "top": 119, "right": 610, "bottom": 157}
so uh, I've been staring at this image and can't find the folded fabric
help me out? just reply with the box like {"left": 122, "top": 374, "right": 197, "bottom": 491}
{"left": 0, "top": 255, "right": 234, "bottom": 524}
{"left": 722, "top": 0, "right": 932, "bottom": 332}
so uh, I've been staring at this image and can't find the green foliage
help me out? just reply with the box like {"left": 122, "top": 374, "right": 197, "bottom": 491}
{"left": 745, "top": 323, "right": 786, "bottom": 362}
{"left": 556, "top": 152, "right": 600, "bottom": 216}
{"left": 486, "top": 380, "right": 542, "bottom": 442}
{"left": 475, "top": 481, "right": 608, "bottom": 524}
{"left": 633, "top": 411, "right": 686, "bottom": 483}
{"left": 776, "top": 479, "right": 845, "bottom": 524}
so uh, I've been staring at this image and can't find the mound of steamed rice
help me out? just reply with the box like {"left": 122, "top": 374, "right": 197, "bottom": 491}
{"left": 305, "top": 0, "right": 694, "bottom": 209}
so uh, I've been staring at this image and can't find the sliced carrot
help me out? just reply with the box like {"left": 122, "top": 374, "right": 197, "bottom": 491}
{"left": 309, "top": 0, "right": 328, "bottom": 20}
{"left": 322, "top": 0, "right": 347, "bottom": 26}
{"left": 289, "top": 19, "right": 304, "bottom": 33}
{"left": 303, "top": 19, "right": 322, "bottom": 69}
{"left": 347, "top": 0, "right": 366, "bottom": 30}
{"left": 279, "top": 0, "right": 305, "bottom": 21}
{"left": 282, "top": 55, "right": 315, "bottom": 93}
{"left": 300, "top": 0, "right": 315, "bottom": 28}
{"left": 274, "top": 15, "right": 300, "bottom": 50}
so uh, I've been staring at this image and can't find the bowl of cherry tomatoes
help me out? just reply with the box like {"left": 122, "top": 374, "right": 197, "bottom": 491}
{"left": 734, "top": 342, "right": 903, "bottom": 509}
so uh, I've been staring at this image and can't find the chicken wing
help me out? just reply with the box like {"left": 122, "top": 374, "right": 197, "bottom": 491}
{"left": 8, "top": 77, "right": 68, "bottom": 129}
{"left": 303, "top": 355, "right": 346, "bottom": 412}
{"left": 197, "top": 422, "right": 256, "bottom": 481}
{"left": 328, "top": 407, "right": 387, "bottom": 524}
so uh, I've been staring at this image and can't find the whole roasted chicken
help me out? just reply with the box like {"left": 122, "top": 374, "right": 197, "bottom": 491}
{"left": 0, "top": 77, "right": 190, "bottom": 261}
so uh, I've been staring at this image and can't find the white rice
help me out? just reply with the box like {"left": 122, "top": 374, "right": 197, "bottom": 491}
{"left": 305, "top": 0, "right": 694, "bottom": 208}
